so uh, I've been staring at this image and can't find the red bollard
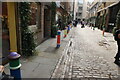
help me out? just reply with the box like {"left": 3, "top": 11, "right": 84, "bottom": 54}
{"left": 56, "top": 30, "right": 61, "bottom": 48}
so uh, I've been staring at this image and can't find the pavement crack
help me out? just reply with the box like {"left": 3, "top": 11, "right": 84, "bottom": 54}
{"left": 69, "top": 41, "right": 72, "bottom": 47}
{"left": 32, "top": 63, "right": 41, "bottom": 72}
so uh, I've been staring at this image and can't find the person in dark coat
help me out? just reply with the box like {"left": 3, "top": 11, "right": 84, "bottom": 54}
{"left": 114, "top": 29, "right": 120, "bottom": 65}
{"left": 75, "top": 20, "right": 78, "bottom": 26}
{"left": 81, "top": 20, "right": 85, "bottom": 28}
{"left": 57, "top": 19, "right": 62, "bottom": 30}
{"left": 73, "top": 20, "right": 78, "bottom": 27}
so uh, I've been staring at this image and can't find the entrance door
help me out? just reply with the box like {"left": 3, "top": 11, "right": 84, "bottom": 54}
{"left": 44, "top": 7, "right": 51, "bottom": 38}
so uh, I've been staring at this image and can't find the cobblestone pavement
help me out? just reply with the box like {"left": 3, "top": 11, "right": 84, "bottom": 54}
{"left": 51, "top": 25, "right": 120, "bottom": 80}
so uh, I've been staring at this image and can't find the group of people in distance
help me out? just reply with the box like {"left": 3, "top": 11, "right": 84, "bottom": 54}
{"left": 73, "top": 19, "right": 85, "bottom": 28}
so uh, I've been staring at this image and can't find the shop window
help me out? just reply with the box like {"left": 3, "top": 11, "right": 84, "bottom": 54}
{"left": 29, "top": 3, "right": 41, "bottom": 32}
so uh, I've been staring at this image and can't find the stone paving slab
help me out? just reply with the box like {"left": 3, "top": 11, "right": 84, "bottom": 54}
{"left": 4, "top": 30, "right": 71, "bottom": 78}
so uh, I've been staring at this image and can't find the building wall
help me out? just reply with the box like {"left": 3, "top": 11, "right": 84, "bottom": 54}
{"left": 27, "top": 3, "right": 52, "bottom": 46}
{"left": 106, "top": 2, "right": 115, "bottom": 7}
{"left": 96, "top": 2, "right": 120, "bottom": 31}
{"left": 82, "top": 0, "right": 88, "bottom": 19}
{"left": 107, "top": 2, "right": 120, "bottom": 32}
{"left": 28, "top": 3, "right": 45, "bottom": 46}
{"left": 76, "top": 3, "right": 83, "bottom": 19}
{"left": 44, "top": 5, "right": 51, "bottom": 38}
{"left": 0, "top": 22, "right": 1, "bottom": 60}
{"left": 73, "top": 0, "right": 78, "bottom": 20}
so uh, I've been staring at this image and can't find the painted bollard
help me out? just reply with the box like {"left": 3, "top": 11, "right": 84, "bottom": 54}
{"left": 67, "top": 25, "right": 70, "bottom": 34}
{"left": 56, "top": 30, "right": 61, "bottom": 48}
{"left": 8, "top": 52, "right": 21, "bottom": 80}
{"left": 64, "top": 27, "right": 67, "bottom": 38}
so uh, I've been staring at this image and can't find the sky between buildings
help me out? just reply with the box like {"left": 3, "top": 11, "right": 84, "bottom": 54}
{"left": 79, "top": 0, "right": 94, "bottom": 3}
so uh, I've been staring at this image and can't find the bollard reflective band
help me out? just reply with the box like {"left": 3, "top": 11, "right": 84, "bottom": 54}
{"left": 57, "top": 44, "right": 60, "bottom": 47}
{"left": 57, "top": 31, "right": 61, "bottom": 35}
{"left": 10, "top": 64, "right": 21, "bottom": 70}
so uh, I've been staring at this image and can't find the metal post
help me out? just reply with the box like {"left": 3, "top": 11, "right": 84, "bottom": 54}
{"left": 8, "top": 52, "right": 21, "bottom": 80}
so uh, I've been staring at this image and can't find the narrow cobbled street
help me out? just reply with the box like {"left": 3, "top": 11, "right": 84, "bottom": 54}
{"left": 51, "top": 25, "right": 119, "bottom": 80}
{"left": 1, "top": 1, "right": 120, "bottom": 80}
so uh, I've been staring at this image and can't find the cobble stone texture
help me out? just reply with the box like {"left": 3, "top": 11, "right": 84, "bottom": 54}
{"left": 51, "top": 26, "right": 119, "bottom": 80}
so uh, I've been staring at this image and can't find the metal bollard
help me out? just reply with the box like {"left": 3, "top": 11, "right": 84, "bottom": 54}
{"left": 56, "top": 30, "right": 61, "bottom": 48}
{"left": 8, "top": 52, "right": 21, "bottom": 80}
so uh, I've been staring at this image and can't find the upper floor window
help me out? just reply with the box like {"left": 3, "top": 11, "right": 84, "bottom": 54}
{"left": 79, "top": 7, "right": 82, "bottom": 11}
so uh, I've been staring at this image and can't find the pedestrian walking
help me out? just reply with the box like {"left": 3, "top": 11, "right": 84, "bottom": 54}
{"left": 75, "top": 20, "right": 78, "bottom": 26}
{"left": 92, "top": 24, "right": 95, "bottom": 30}
{"left": 73, "top": 20, "right": 75, "bottom": 27}
{"left": 114, "top": 9, "right": 120, "bottom": 66}
{"left": 89, "top": 22, "right": 92, "bottom": 28}
{"left": 81, "top": 20, "right": 85, "bottom": 28}
{"left": 114, "top": 29, "right": 120, "bottom": 65}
